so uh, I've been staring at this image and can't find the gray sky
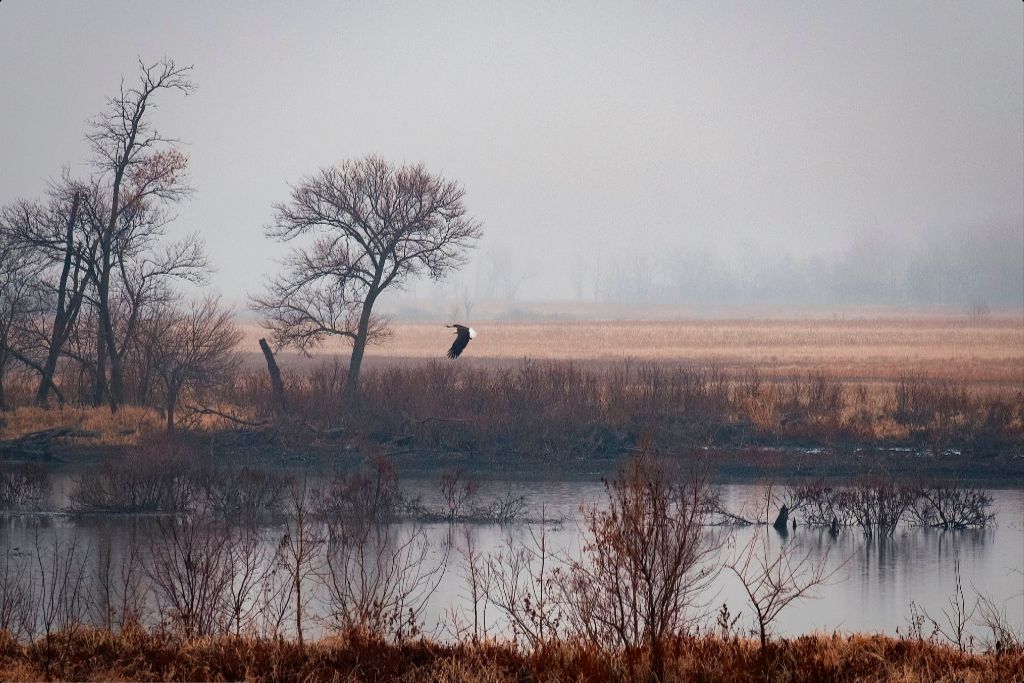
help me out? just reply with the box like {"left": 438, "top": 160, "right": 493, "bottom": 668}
{"left": 1, "top": 1, "right": 1021, "bottom": 308}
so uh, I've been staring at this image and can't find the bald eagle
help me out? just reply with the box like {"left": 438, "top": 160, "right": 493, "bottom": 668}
{"left": 446, "top": 324, "right": 477, "bottom": 359}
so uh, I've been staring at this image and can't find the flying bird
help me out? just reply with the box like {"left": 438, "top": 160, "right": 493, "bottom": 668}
{"left": 446, "top": 324, "right": 477, "bottom": 359}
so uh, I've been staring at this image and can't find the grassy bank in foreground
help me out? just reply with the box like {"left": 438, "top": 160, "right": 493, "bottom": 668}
{"left": 1, "top": 629, "right": 1020, "bottom": 682}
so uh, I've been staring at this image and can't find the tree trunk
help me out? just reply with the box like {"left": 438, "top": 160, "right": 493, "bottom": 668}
{"left": 344, "top": 288, "right": 379, "bottom": 405}
{"left": 93, "top": 320, "right": 107, "bottom": 407}
{"left": 36, "top": 191, "right": 81, "bottom": 407}
{"left": 773, "top": 504, "right": 789, "bottom": 533}
{"left": 259, "top": 338, "right": 286, "bottom": 415}
{"left": 165, "top": 391, "right": 176, "bottom": 433}
{"left": 0, "top": 356, "right": 7, "bottom": 412}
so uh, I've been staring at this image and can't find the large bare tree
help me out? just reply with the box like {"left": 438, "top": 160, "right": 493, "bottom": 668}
{"left": 85, "top": 58, "right": 196, "bottom": 411}
{"left": 0, "top": 178, "right": 97, "bottom": 406}
{"left": 253, "top": 156, "right": 482, "bottom": 403}
{"left": 0, "top": 229, "right": 47, "bottom": 409}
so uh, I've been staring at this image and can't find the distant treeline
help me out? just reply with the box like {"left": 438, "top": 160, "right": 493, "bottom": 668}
{"left": 459, "top": 221, "right": 1024, "bottom": 312}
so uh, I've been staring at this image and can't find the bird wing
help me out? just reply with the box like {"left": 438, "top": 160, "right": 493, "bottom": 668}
{"left": 447, "top": 326, "right": 471, "bottom": 358}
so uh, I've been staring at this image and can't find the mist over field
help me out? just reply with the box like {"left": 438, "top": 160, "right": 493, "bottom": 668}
{"left": 1, "top": 1, "right": 1021, "bottom": 315}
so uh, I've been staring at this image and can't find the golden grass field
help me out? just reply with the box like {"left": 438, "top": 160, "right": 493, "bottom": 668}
{"left": 245, "top": 317, "right": 1024, "bottom": 388}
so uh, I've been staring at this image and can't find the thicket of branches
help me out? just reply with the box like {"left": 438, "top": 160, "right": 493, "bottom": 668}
{"left": 0, "top": 58, "right": 236, "bottom": 429}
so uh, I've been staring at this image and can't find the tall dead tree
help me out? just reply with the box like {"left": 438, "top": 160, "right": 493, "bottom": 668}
{"left": 0, "top": 180, "right": 96, "bottom": 406}
{"left": 258, "top": 338, "right": 286, "bottom": 415}
{"left": 85, "top": 58, "right": 195, "bottom": 411}
{"left": 253, "top": 156, "right": 482, "bottom": 404}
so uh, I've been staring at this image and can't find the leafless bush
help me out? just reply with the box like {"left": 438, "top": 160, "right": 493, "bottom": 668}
{"left": 145, "top": 512, "right": 234, "bottom": 638}
{"left": 277, "top": 480, "right": 323, "bottom": 647}
{"left": 91, "top": 524, "right": 146, "bottom": 633}
{"left": 789, "top": 481, "right": 853, "bottom": 529}
{"left": 28, "top": 529, "right": 90, "bottom": 641}
{"left": 0, "top": 546, "right": 34, "bottom": 640}
{"left": 316, "top": 454, "right": 404, "bottom": 524}
{"left": 0, "top": 463, "right": 50, "bottom": 509}
{"left": 558, "top": 454, "right": 722, "bottom": 681}
{"left": 70, "top": 439, "right": 204, "bottom": 513}
{"left": 920, "top": 558, "right": 978, "bottom": 653}
{"left": 727, "top": 526, "right": 836, "bottom": 647}
{"left": 320, "top": 515, "right": 447, "bottom": 641}
{"left": 909, "top": 483, "right": 994, "bottom": 529}
{"left": 223, "top": 526, "right": 273, "bottom": 636}
{"left": 200, "top": 466, "right": 291, "bottom": 524}
{"left": 839, "top": 479, "right": 917, "bottom": 537}
{"left": 439, "top": 468, "right": 480, "bottom": 521}
{"left": 486, "top": 489, "right": 528, "bottom": 524}
{"left": 448, "top": 528, "right": 492, "bottom": 643}
{"left": 485, "top": 513, "right": 563, "bottom": 647}
{"left": 975, "top": 591, "right": 1022, "bottom": 654}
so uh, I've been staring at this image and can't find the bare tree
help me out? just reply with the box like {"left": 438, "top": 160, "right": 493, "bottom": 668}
{"left": 0, "top": 180, "right": 96, "bottom": 406}
{"left": 253, "top": 156, "right": 482, "bottom": 403}
{"left": 142, "top": 297, "right": 242, "bottom": 432}
{"left": 0, "top": 227, "right": 46, "bottom": 409}
{"left": 84, "top": 57, "right": 197, "bottom": 410}
{"left": 727, "top": 527, "right": 835, "bottom": 648}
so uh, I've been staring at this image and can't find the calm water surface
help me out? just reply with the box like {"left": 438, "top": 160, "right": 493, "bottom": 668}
{"left": 4, "top": 477, "right": 1022, "bottom": 641}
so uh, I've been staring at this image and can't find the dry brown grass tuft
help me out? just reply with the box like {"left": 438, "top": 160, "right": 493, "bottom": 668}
{"left": 0, "top": 629, "right": 1018, "bottom": 682}
{"left": 0, "top": 405, "right": 162, "bottom": 444}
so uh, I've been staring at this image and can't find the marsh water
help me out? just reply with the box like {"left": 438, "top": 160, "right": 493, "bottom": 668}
{"left": 4, "top": 476, "right": 1023, "bottom": 642}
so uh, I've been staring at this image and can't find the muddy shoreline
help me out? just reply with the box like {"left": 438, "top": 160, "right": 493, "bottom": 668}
{"left": 15, "top": 434, "right": 1024, "bottom": 487}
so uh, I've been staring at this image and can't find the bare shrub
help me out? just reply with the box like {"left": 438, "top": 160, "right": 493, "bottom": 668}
{"left": 727, "top": 527, "right": 836, "bottom": 647}
{"left": 320, "top": 515, "right": 447, "bottom": 641}
{"left": 91, "top": 524, "right": 146, "bottom": 633}
{"left": 277, "top": 480, "right": 323, "bottom": 647}
{"left": 921, "top": 558, "right": 978, "bottom": 653}
{"left": 975, "top": 592, "right": 1023, "bottom": 654}
{"left": 223, "top": 526, "right": 273, "bottom": 636}
{"left": 0, "top": 546, "right": 34, "bottom": 640}
{"left": 439, "top": 467, "right": 479, "bottom": 521}
{"left": 789, "top": 481, "right": 853, "bottom": 529}
{"left": 448, "top": 528, "right": 492, "bottom": 643}
{"left": 316, "top": 454, "right": 404, "bottom": 524}
{"left": 558, "top": 454, "right": 722, "bottom": 681}
{"left": 70, "top": 438, "right": 203, "bottom": 513}
{"left": 839, "top": 479, "right": 917, "bottom": 537}
{"left": 485, "top": 513, "right": 563, "bottom": 647}
{"left": 28, "top": 529, "right": 90, "bottom": 641}
{"left": 200, "top": 466, "right": 291, "bottom": 524}
{"left": 909, "top": 483, "right": 995, "bottom": 529}
{"left": 145, "top": 513, "right": 234, "bottom": 638}
{"left": 0, "top": 462, "right": 50, "bottom": 510}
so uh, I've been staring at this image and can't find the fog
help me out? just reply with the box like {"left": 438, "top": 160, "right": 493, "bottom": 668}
{"left": 1, "top": 1, "right": 1021, "bottom": 314}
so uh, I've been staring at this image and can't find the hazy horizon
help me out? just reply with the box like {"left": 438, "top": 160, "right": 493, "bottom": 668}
{"left": 2, "top": 1, "right": 1021, "bottom": 315}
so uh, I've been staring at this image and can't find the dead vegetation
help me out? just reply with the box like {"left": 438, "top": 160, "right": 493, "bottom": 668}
{"left": 0, "top": 627, "right": 1019, "bottom": 682}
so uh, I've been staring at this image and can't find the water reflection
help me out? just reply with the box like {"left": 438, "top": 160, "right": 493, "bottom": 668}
{"left": 0, "top": 482, "right": 1021, "bottom": 642}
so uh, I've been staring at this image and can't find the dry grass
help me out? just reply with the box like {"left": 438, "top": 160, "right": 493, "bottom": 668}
{"left": 242, "top": 317, "right": 1024, "bottom": 388}
{"left": 0, "top": 405, "right": 161, "bottom": 444}
{"left": 0, "top": 629, "right": 1019, "bottom": 682}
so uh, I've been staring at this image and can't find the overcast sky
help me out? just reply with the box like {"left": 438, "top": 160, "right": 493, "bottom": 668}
{"left": 1, "top": 1, "right": 1021, "bottom": 307}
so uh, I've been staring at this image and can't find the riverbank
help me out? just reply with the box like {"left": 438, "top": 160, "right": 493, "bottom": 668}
{"left": 3, "top": 426, "right": 1023, "bottom": 486}
{"left": 2, "top": 629, "right": 1019, "bottom": 682}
